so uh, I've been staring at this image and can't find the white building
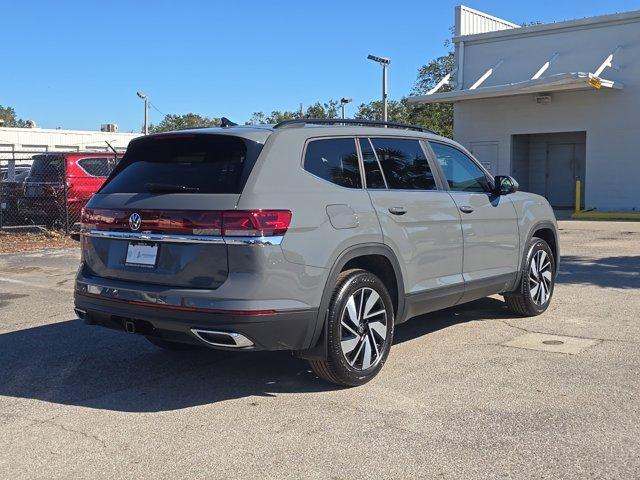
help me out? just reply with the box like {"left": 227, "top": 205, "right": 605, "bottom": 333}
{"left": 0, "top": 127, "right": 140, "bottom": 165}
{"left": 409, "top": 5, "right": 639, "bottom": 212}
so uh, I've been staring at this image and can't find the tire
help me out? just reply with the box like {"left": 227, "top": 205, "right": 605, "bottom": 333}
{"left": 145, "top": 336, "right": 199, "bottom": 351}
{"left": 309, "top": 269, "right": 395, "bottom": 387}
{"left": 504, "top": 237, "right": 556, "bottom": 316}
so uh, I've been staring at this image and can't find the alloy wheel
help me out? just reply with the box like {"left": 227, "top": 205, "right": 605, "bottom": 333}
{"left": 340, "top": 287, "right": 388, "bottom": 370}
{"left": 529, "top": 249, "right": 553, "bottom": 305}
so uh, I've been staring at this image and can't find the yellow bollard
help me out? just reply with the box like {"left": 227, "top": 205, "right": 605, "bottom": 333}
{"left": 574, "top": 179, "right": 581, "bottom": 214}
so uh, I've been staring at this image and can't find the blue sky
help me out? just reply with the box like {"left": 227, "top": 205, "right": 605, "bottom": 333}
{"left": 1, "top": 0, "right": 637, "bottom": 132}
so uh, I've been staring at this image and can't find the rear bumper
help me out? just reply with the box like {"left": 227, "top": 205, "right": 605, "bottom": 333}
{"left": 74, "top": 290, "right": 318, "bottom": 352}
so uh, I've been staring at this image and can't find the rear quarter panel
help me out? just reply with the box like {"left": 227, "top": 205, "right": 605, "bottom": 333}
{"left": 238, "top": 130, "right": 384, "bottom": 304}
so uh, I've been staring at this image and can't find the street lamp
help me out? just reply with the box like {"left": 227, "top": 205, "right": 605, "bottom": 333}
{"left": 136, "top": 91, "right": 149, "bottom": 135}
{"left": 367, "top": 54, "right": 390, "bottom": 122}
{"left": 340, "top": 97, "right": 352, "bottom": 119}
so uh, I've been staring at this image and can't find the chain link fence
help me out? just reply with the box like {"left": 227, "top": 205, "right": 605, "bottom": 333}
{"left": 1, "top": 150, "right": 120, "bottom": 233}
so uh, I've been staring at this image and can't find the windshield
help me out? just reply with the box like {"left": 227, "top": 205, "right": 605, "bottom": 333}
{"left": 100, "top": 134, "right": 262, "bottom": 195}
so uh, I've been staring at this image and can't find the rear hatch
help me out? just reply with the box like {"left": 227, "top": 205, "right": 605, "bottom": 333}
{"left": 81, "top": 133, "right": 264, "bottom": 289}
{"left": 23, "top": 154, "right": 65, "bottom": 200}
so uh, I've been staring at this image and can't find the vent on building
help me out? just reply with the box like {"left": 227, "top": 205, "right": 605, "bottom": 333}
{"left": 101, "top": 123, "right": 119, "bottom": 133}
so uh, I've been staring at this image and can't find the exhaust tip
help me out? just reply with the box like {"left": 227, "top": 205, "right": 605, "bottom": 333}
{"left": 191, "top": 329, "right": 254, "bottom": 349}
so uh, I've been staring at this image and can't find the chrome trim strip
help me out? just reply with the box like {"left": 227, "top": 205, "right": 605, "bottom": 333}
{"left": 191, "top": 329, "right": 254, "bottom": 349}
{"left": 83, "top": 230, "right": 283, "bottom": 245}
{"left": 223, "top": 236, "right": 284, "bottom": 246}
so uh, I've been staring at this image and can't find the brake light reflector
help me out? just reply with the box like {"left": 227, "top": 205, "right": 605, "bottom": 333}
{"left": 81, "top": 209, "right": 291, "bottom": 237}
{"left": 222, "top": 210, "right": 292, "bottom": 237}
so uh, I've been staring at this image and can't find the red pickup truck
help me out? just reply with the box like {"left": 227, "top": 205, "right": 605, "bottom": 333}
{"left": 20, "top": 152, "right": 121, "bottom": 227}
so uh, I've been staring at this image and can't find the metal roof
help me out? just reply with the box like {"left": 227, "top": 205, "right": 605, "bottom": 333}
{"left": 407, "top": 72, "right": 623, "bottom": 105}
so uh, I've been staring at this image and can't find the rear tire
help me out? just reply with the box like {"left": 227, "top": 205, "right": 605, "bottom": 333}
{"left": 504, "top": 237, "right": 555, "bottom": 316}
{"left": 309, "top": 269, "right": 394, "bottom": 387}
{"left": 145, "top": 336, "right": 198, "bottom": 351}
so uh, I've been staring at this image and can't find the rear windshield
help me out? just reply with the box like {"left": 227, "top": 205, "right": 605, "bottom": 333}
{"left": 29, "top": 155, "right": 65, "bottom": 179}
{"left": 100, "top": 135, "right": 262, "bottom": 195}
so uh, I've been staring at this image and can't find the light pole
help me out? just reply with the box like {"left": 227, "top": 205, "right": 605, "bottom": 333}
{"left": 136, "top": 91, "right": 149, "bottom": 135}
{"left": 367, "top": 54, "right": 390, "bottom": 122}
{"left": 340, "top": 97, "right": 352, "bottom": 119}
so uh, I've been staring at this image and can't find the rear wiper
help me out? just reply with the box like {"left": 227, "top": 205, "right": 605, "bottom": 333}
{"left": 144, "top": 183, "right": 200, "bottom": 193}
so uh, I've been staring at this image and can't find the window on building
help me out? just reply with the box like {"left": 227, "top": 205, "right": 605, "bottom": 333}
{"left": 370, "top": 138, "right": 436, "bottom": 190}
{"left": 429, "top": 142, "right": 492, "bottom": 193}
{"left": 359, "top": 138, "right": 386, "bottom": 188}
{"left": 304, "top": 138, "right": 361, "bottom": 188}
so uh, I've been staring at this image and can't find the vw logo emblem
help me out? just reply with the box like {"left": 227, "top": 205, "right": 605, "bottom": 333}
{"left": 129, "top": 213, "right": 142, "bottom": 231}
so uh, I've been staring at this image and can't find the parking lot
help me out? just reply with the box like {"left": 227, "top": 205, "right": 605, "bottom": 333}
{"left": 0, "top": 220, "right": 638, "bottom": 479}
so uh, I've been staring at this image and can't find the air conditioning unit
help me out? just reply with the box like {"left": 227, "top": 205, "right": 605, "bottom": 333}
{"left": 101, "top": 123, "right": 119, "bottom": 133}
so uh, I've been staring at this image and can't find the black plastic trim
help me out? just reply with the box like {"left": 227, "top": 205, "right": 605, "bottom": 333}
{"left": 304, "top": 243, "right": 406, "bottom": 356}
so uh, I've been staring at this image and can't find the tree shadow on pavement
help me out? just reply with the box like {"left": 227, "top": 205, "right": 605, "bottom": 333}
{"left": 557, "top": 255, "right": 640, "bottom": 289}
{"left": 0, "top": 297, "right": 514, "bottom": 413}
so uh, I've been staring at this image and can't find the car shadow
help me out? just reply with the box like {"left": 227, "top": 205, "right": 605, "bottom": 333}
{"left": 0, "top": 297, "right": 512, "bottom": 413}
{"left": 557, "top": 255, "right": 640, "bottom": 289}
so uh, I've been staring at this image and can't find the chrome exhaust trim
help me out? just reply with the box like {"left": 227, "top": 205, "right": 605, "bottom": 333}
{"left": 191, "top": 329, "right": 255, "bottom": 349}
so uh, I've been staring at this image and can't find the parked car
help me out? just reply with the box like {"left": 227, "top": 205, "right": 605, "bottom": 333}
{"left": 20, "top": 152, "right": 120, "bottom": 226}
{"left": 0, "top": 168, "right": 31, "bottom": 226}
{"left": 0, "top": 166, "right": 31, "bottom": 181}
{"left": 74, "top": 119, "right": 559, "bottom": 386}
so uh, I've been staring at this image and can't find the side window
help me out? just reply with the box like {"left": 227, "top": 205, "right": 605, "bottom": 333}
{"left": 429, "top": 142, "right": 491, "bottom": 193}
{"left": 78, "top": 157, "right": 118, "bottom": 177}
{"left": 370, "top": 138, "right": 436, "bottom": 190}
{"left": 303, "top": 138, "right": 361, "bottom": 188}
{"left": 359, "top": 138, "right": 385, "bottom": 188}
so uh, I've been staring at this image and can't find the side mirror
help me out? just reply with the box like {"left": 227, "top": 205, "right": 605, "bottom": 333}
{"left": 494, "top": 175, "right": 519, "bottom": 195}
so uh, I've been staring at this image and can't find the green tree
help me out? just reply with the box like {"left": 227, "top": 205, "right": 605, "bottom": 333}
{"left": 248, "top": 99, "right": 341, "bottom": 125}
{"left": 0, "top": 105, "right": 27, "bottom": 127}
{"left": 305, "top": 100, "right": 339, "bottom": 119}
{"left": 407, "top": 52, "right": 455, "bottom": 138}
{"left": 148, "top": 113, "right": 221, "bottom": 133}
{"left": 354, "top": 99, "right": 409, "bottom": 123}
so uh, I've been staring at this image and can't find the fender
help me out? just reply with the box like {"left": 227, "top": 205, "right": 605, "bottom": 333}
{"left": 508, "top": 220, "right": 559, "bottom": 292}
{"left": 298, "top": 243, "right": 406, "bottom": 360}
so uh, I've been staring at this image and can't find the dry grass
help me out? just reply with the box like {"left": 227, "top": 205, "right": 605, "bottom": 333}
{"left": 0, "top": 230, "right": 78, "bottom": 254}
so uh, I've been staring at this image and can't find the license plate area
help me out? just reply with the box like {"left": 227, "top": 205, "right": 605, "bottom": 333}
{"left": 125, "top": 242, "right": 158, "bottom": 268}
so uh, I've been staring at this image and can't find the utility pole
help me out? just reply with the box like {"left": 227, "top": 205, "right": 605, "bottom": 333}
{"left": 367, "top": 54, "right": 391, "bottom": 122}
{"left": 340, "top": 98, "right": 352, "bottom": 119}
{"left": 136, "top": 91, "right": 149, "bottom": 135}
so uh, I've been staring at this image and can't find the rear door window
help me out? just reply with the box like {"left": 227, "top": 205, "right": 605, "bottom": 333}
{"left": 100, "top": 135, "right": 261, "bottom": 194}
{"left": 304, "top": 138, "right": 361, "bottom": 188}
{"left": 370, "top": 138, "right": 437, "bottom": 190}
{"left": 78, "top": 157, "right": 118, "bottom": 177}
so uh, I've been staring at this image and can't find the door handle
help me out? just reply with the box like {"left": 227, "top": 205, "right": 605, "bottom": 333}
{"left": 459, "top": 205, "right": 474, "bottom": 214}
{"left": 388, "top": 206, "right": 407, "bottom": 215}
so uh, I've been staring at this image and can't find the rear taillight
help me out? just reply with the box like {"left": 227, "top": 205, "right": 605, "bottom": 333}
{"left": 81, "top": 209, "right": 292, "bottom": 238}
{"left": 222, "top": 210, "right": 292, "bottom": 237}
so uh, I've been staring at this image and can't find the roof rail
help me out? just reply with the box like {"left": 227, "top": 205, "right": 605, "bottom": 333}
{"left": 273, "top": 118, "right": 436, "bottom": 134}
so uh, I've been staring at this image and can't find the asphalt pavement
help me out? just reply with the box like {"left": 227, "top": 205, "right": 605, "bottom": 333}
{"left": 0, "top": 220, "right": 638, "bottom": 479}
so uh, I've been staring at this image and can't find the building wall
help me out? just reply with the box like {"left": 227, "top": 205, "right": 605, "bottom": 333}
{"left": 0, "top": 127, "right": 140, "bottom": 155}
{"left": 452, "top": 12, "right": 640, "bottom": 212}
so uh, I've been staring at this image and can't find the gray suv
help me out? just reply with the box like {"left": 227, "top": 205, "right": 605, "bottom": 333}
{"left": 75, "top": 119, "right": 559, "bottom": 386}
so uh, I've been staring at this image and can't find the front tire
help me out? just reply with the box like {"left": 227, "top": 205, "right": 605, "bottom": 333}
{"left": 309, "top": 269, "right": 394, "bottom": 387}
{"left": 504, "top": 237, "right": 556, "bottom": 316}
